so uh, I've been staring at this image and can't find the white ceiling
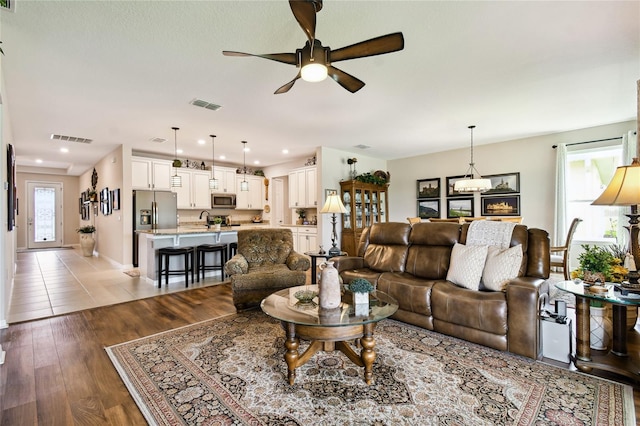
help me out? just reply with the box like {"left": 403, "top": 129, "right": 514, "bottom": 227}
{"left": 2, "top": 1, "right": 638, "bottom": 176}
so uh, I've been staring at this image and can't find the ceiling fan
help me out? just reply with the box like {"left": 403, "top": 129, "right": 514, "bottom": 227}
{"left": 222, "top": 0, "right": 404, "bottom": 94}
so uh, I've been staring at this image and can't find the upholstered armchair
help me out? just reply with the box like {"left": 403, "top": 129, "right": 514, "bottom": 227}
{"left": 225, "top": 228, "right": 310, "bottom": 310}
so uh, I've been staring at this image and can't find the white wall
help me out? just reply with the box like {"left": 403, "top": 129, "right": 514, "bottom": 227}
{"left": 388, "top": 120, "right": 637, "bottom": 244}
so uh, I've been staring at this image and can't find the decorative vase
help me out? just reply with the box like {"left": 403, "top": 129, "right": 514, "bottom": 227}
{"left": 590, "top": 306, "right": 612, "bottom": 350}
{"left": 213, "top": 224, "right": 221, "bottom": 231}
{"left": 318, "top": 261, "right": 341, "bottom": 310}
{"left": 79, "top": 234, "right": 95, "bottom": 257}
{"left": 354, "top": 292, "right": 369, "bottom": 317}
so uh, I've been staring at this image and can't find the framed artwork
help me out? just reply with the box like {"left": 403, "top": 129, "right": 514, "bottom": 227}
{"left": 6, "top": 144, "right": 16, "bottom": 231}
{"left": 483, "top": 172, "right": 520, "bottom": 194}
{"left": 417, "top": 178, "right": 440, "bottom": 199}
{"left": 79, "top": 197, "right": 83, "bottom": 215}
{"left": 112, "top": 188, "right": 121, "bottom": 210}
{"left": 447, "top": 197, "right": 474, "bottom": 218}
{"left": 481, "top": 195, "right": 521, "bottom": 216}
{"left": 82, "top": 203, "right": 90, "bottom": 221}
{"left": 100, "top": 187, "right": 111, "bottom": 215}
{"left": 417, "top": 199, "right": 440, "bottom": 219}
{"left": 446, "top": 175, "right": 473, "bottom": 197}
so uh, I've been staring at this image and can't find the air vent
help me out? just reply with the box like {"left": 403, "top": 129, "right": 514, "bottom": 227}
{"left": 190, "top": 98, "right": 222, "bottom": 111}
{"left": 149, "top": 137, "right": 167, "bottom": 143}
{"left": 354, "top": 144, "right": 371, "bottom": 150}
{"left": 50, "top": 134, "right": 93, "bottom": 144}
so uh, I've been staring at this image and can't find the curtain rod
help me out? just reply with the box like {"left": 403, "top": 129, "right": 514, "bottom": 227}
{"left": 552, "top": 136, "right": 625, "bottom": 149}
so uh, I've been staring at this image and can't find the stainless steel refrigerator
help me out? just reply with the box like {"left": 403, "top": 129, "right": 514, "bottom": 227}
{"left": 132, "top": 190, "right": 178, "bottom": 266}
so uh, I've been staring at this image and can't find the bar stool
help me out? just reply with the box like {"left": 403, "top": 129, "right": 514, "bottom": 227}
{"left": 228, "top": 242, "right": 238, "bottom": 259}
{"left": 196, "top": 243, "right": 228, "bottom": 281}
{"left": 157, "top": 246, "right": 196, "bottom": 288}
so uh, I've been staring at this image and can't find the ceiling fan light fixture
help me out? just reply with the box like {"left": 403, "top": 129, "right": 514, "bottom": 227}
{"left": 301, "top": 63, "right": 327, "bottom": 82}
{"left": 454, "top": 125, "right": 491, "bottom": 193}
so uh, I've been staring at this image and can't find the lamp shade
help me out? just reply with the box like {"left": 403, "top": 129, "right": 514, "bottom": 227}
{"left": 592, "top": 158, "right": 640, "bottom": 206}
{"left": 454, "top": 178, "right": 492, "bottom": 192}
{"left": 320, "top": 194, "right": 347, "bottom": 214}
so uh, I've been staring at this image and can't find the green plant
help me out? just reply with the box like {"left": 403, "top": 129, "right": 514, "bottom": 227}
{"left": 572, "top": 244, "right": 628, "bottom": 283}
{"left": 172, "top": 159, "right": 182, "bottom": 167}
{"left": 76, "top": 225, "right": 96, "bottom": 233}
{"left": 296, "top": 208, "right": 306, "bottom": 219}
{"left": 212, "top": 216, "right": 223, "bottom": 224}
{"left": 349, "top": 278, "right": 374, "bottom": 294}
{"left": 254, "top": 169, "right": 265, "bottom": 177}
{"left": 354, "top": 172, "right": 387, "bottom": 186}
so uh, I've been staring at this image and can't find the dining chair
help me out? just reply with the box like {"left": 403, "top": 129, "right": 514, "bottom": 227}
{"left": 550, "top": 217, "right": 583, "bottom": 280}
{"left": 407, "top": 217, "right": 422, "bottom": 225}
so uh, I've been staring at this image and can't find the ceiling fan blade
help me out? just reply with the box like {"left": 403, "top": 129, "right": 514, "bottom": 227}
{"left": 289, "top": 0, "right": 322, "bottom": 43}
{"left": 330, "top": 32, "right": 404, "bottom": 63}
{"left": 222, "top": 51, "right": 297, "bottom": 66}
{"left": 327, "top": 66, "right": 365, "bottom": 93}
{"left": 274, "top": 72, "right": 301, "bottom": 94}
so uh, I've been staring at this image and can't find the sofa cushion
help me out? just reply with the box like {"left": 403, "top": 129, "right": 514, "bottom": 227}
{"left": 238, "top": 229, "right": 293, "bottom": 267}
{"left": 446, "top": 243, "right": 488, "bottom": 290}
{"left": 377, "top": 272, "right": 438, "bottom": 317}
{"left": 481, "top": 244, "right": 523, "bottom": 291}
{"left": 363, "top": 223, "right": 411, "bottom": 272}
{"left": 405, "top": 222, "right": 461, "bottom": 279}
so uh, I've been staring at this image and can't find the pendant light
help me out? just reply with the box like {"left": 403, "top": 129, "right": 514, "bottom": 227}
{"left": 170, "top": 127, "right": 182, "bottom": 187}
{"left": 454, "top": 125, "right": 491, "bottom": 193}
{"left": 240, "top": 141, "right": 249, "bottom": 191}
{"left": 209, "top": 134, "right": 219, "bottom": 190}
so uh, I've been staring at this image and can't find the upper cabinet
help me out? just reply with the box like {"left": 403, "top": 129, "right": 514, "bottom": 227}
{"left": 236, "top": 175, "right": 264, "bottom": 210}
{"left": 212, "top": 166, "right": 238, "bottom": 193}
{"left": 173, "top": 169, "right": 211, "bottom": 209}
{"left": 132, "top": 157, "right": 172, "bottom": 190}
{"left": 288, "top": 166, "right": 317, "bottom": 208}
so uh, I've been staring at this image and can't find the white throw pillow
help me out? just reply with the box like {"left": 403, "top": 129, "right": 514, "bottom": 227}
{"left": 446, "top": 243, "right": 489, "bottom": 290}
{"left": 481, "top": 244, "right": 523, "bottom": 291}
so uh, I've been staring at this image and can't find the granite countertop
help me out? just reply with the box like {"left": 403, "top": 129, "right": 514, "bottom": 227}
{"left": 280, "top": 224, "right": 318, "bottom": 228}
{"left": 137, "top": 223, "right": 270, "bottom": 235}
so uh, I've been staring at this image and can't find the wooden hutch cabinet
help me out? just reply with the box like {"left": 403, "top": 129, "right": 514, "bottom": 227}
{"left": 339, "top": 180, "right": 389, "bottom": 256}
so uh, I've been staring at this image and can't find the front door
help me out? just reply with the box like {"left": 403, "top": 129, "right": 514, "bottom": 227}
{"left": 26, "top": 181, "right": 63, "bottom": 249}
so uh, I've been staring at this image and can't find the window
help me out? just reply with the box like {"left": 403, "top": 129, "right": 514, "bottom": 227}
{"left": 565, "top": 144, "right": 622, "bottom": 242}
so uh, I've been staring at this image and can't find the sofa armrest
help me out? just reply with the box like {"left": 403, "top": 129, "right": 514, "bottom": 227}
{"left": 225, "top": 254, "right": 249, "bottom": 276}
{"left": 331, "top": 256, "right": 365, "bottom": 273}
{"left": 506, "top": 276, "right": 546, "bottom": 359}
{"left": 286, "top": 251, "right": 311, "bottom": 271}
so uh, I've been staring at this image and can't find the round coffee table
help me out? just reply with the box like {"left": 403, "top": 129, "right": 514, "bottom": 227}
{"left": 261, "top": 285, "right": 398, "bottom": 385}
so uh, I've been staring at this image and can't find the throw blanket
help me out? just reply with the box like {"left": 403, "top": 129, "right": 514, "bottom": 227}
{"left": 467, "top": 220, "right": 516, "bottom": 249}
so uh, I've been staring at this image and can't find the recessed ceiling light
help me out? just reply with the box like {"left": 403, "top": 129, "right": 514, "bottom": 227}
{"left": 282, "top": 149, "right": 289, "bottom": 154}
{"left": 198, "top": 139, "right": 205, "bottom": 145}
{"left": 60, "top": 147, "right": 69, "bottom": 153}
{"left": 219, "top": 155, "right": 226, "bottom": 160}
{"left": 243, "top": 147, "right": 250, "bottom": 152}
{"left": 35, "top": 159, "right": 43, "bottom": 163}
{"left": 253, "top": 160, "right": 260, "bottom": 165}
{"left": 177, "top": 149, "right": 183, "bottom": 154}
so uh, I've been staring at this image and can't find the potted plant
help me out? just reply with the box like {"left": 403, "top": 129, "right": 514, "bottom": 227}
{"left": 76, "top": 225, "right": 96, "bottom": 257}
{"left": 349, "top": 278, "right": 374, "bottom": 316}
{"left": 212, "top": 216, "right": 223, "bottom": 231}
{"left": 296, "top": 208, "right": 306, "bottom": 225}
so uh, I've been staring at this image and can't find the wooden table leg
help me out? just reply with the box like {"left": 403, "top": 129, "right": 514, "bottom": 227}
{"left": 360, "top": 322, "right": 376, "bottom": 385}
{"left": 611, "top": 304, "right": 628, "bottom": 356}
{"left": 575, "top": 296, "right": 592, "bottom": 370}
{"left": 283, "top": 322, "right": 299, "bottom": 385}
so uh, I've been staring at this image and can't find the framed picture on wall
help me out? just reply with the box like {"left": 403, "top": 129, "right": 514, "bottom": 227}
{"left": 447, "top": 198, "right": 474, "bottom": 218}
{"left": 100, "top": 187, "right": 111, "bottom": 215}
{"left": 446, "top": 175, "right": 473, "bottom": 197}
{"left": 112, "top": 188, "right": 120, "bottom": 210}
{"left": 481, "top": 195, "right": 521, "bottom": 216}
{"left": 417, "top": 199, "right": 440, "bottom": 218}
{"left": 483, "top": 172, "right": 520, "bottom": 194}
{"left": 417, "top": 178, "right": 440, "bottom": 199}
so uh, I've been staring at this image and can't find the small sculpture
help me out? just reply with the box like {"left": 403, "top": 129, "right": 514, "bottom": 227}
{"left": 318, "top": 245, "right": 325, "bottom": 255}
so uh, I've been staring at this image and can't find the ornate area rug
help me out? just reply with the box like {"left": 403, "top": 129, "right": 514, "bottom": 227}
{"left": 106, "top": 311, "right": 635, "bottom": 425}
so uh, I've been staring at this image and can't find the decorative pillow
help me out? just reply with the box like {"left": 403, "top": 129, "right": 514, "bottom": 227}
{"left": 481, "top": 244, "right": 523, "bottom": 291}
{"left": 446, "top": 243, "right": 489, "bottom": 290}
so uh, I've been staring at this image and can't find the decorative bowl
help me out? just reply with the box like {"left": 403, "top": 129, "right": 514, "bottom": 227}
{"left": 294, "top": 289, "right": 318, "bottom": 304}
{"left": 586, "top": 285, "right": 608, "bottom": 295}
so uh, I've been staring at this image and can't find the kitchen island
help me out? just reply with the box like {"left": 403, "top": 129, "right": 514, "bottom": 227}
{"left": 136, "top": 224, "right": 268, "bottom": 285}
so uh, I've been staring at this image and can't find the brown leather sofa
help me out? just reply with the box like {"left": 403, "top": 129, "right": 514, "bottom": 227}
{"left": 332, "top": 222, "right": 550, "bottom": 359}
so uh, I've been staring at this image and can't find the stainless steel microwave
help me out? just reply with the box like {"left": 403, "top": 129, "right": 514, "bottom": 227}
{"left": 211, "top": 193, "right": 236, "bottom": 208}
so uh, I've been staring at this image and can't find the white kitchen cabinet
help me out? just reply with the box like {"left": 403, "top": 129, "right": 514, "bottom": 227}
{"left": 174, "top": 169, "right": 211, "bottom": 209}
{"left": 132, "top": 157, "right": 173, "bottom": 190}
{"left": 288, "top": 166, "right": 317, "bottom": 208}
{"left": 297, "top": 226, "right": 317, "bottom": 253}
{"left": 236, "top": 175, "right": 264, "bottom": 209}
{"left": 212, "top": 166, "right": 238, "bottom": 193}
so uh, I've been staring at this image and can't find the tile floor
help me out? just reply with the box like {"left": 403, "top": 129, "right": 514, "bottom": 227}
{"left": 9, "top": 247, "right": 226, "bottom": 323}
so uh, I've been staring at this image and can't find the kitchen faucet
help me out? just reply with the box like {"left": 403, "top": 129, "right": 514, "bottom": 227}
{"left": 199, "top": 210, "right": 210, "bottom": 228}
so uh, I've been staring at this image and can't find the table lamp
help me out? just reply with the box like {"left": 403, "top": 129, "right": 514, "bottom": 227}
{"left": 592, "top": 157, "right": 640, "bottom": 282}
{"left": 320, "top": 193, "right": 347, "bottom": 256}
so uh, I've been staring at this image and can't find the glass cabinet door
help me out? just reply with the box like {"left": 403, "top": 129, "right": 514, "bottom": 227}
{"left": 342, "top": 190, "right": 351, "bottom": 229}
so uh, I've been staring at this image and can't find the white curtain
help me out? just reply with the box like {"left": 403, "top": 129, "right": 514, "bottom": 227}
{"left": 554, "top": 144, "right": 568, "bottom": 247}
{"left": 618, "top": 130, "right": 639, "bottom": 249}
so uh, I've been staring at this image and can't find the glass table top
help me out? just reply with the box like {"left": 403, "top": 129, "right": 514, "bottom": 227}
{"left": 555, "top": 280, "right": 640, "bottom": 306}
{"left": 261, "top": 285, "right": 398, "bottom": 327}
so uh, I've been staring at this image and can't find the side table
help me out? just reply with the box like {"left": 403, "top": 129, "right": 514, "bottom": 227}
{"left": 304, "top": 251, "right": 347, "bottom": 284}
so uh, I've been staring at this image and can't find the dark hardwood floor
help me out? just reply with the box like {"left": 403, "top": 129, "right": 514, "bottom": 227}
{"left": 1, "top": 282, "right": 639, "bottom": 425}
